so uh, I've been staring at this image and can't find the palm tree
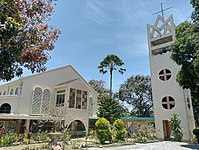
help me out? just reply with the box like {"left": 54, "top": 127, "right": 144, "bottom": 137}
{"left": 98, "top": 54, "right": 126, "bottom": 99}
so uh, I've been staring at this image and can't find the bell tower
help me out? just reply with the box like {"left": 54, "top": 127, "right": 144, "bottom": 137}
{"left": 147, "top": 11, "right": 195, "bottom": 140}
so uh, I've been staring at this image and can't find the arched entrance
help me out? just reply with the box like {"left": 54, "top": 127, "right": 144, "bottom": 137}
{"left": 69, "top": 120, "right": 86, "bottom": 138}
{"left": 0, "top": 103, "right": 11, "bottom": 113}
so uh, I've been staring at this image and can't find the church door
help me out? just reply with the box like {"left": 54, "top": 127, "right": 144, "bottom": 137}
{"left": 163, "top": 120, "right": 170, "bottom": 140}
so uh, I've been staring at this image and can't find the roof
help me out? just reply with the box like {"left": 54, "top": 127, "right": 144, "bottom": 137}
{"left": 56, "top": 78, "right": 79, "bottom": 86}
{"left": 121, "top": 117, "right": 154, "bottom": 121}
{"left": 0, "top": 65, "right": 99, "bottom": 95}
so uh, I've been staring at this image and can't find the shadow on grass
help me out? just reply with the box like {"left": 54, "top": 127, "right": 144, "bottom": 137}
{"left": 180, "top": 143, "right": 199, "bottom": 150}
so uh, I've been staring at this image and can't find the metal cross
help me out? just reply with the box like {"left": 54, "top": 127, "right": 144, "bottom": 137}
{"left": 152, "top": 3, "right": 173, "bottom": 19}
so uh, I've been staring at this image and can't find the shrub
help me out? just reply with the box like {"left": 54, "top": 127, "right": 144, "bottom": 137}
{"left": 193, "top": 128, "right": 199, "bottom": 143}
{"left": 60, "top": 129, "right": 71, "bottom": 143}
{"left": 0, "top": 133, "right": 18, "bottom": 145}
{"left": 95, "top": 118, "right": 111, "bottom": 144}
{"left": 169, "top": 114, "right": 183, "bottom": 141}
{"left": 33, "top": 130, "right": 50, "bottom": 142}
{"left": 137, "top": 136, "right": 147, "bottom": 143}
{"left": 112, "top": 119, "right": 127, "bottom": 141}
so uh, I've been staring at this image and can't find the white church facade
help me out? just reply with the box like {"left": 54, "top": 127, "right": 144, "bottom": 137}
{"left": 0, "top": 65, "right": 98, "bottom": 137}
{"left": 147, "top": 14, "right": 195, "bottom": 141}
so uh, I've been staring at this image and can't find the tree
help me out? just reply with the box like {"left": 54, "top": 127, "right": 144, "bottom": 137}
{"left": 98, "top": 54, "right": 126, "bottom": 99}
{"left": 97, "top": 94, "right": 127, "bottom": 124}
{"left": 95, "top": 117, "right": 112, "bottom": 144}
{"left": 169, "top": 114, "right": 183, "bottom": 141}
{"left": 88, "top": 79, "right": 108, "bottom": 95}
{"left": 112, "top": 119, "right": 127, "bottom": 141}
{"left": 119, "top": 75, "right": 153, "bottom": 117}
{"left": 0, "top": 0, "right": 61, "bottom": 81}
{"left": 170, "top": 1, "right": 199, "bottom": 125}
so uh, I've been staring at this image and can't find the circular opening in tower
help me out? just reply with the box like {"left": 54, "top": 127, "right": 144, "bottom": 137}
{"left": 159, "top": 69, "right": 171, "bottom": 81}
{"left": 162, "top": 96, "right": 175, "bottom": 109}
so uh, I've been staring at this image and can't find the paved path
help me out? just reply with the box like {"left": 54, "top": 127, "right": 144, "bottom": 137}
{"left": 87, "top": 141, "right": 199, "bottom": 150}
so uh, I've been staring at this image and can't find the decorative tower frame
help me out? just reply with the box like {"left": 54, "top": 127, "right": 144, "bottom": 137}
{"left": 147, "top": 14, "right": 195, "bottom": 141}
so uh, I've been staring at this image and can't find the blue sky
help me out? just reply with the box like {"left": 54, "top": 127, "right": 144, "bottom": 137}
{"left": 1, "top": 0, "right": 194, "bottom": 92}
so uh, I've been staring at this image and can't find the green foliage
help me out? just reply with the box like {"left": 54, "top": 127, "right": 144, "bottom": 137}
{"left": 33, "top": 130, "right": 50, "bottom": 142}
{"left": 128, "top": 123, "right": 155, "bottom": 141}
{"left": 137, "top": 136, "right": 147, "bottom": 143}
{"left": 193, "top": 128, "right": 199, "bottom": 143}
{"left": 0, "top": 133, "right": 18, "bottom": 145}
{"left": 170, "top": 1, "right": 199, "bottom": 125}
{"left": 98, "top": 54, "right": 126, "bottom": 98}
{"left": 95, "top": 118, "right": 112, "bottom": 144}
{"left": 0, "top": 0, "right": 61, "bottom": 81}
{"left": 88, "top": 129, "right": 97, "bottom": 139}
{"left": 112, "top": 119, "right": 127, "bottom": 141}
{"left": 169, "top": 114, "right": 183, "bottom": 141}
{"left": 60, "top": 129, "right": 71, "bottom": 143}
{"left": 89, "top": 79, "right": 109, "bottom": 95}
{"left": 97, "top": 94, "right": 127, "bottom": 123}
{"left": 71, "top": 140, "right": 81, "bottom": 149}
{"left": 119, "top": 75, "right": 153, "bottom": 117}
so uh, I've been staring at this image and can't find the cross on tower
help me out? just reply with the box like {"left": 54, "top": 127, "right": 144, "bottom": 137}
{"left": 152, "top": 3, "right": 173, "bottom": 19}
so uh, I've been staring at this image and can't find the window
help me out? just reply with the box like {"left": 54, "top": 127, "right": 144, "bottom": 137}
{"left": 159, "top": 69, "right": 171, "bottom": 81}
{"left": 10, "top": 89, "right": 14, "bottom": 95}
{"left": 82, "top": 91, "right": 87, "bottom": 109}
{"left": 32, "top": 87, "right": 42, "bottom": 114}
{"left": 0, "top": 103, "right": 11, "bottom": 113}
{"left": 0, "top": 92, "right": 2, "bottom": 95}
{"left": 56, "top": 90, "right": 65, "bottom": 107}
{"left": 187, "top": 97, "right": 191, "bottom": 110}
{"left": 88, "top": 97, "right": 93, "bottom": 116}
{"left": 15, "top": 87, "right": 19, "bottom": 95}
{"left": 69, "top": 88, "right": 88, "bottom": 109}
{"left": 69, "top": 88, "right": 76, "bottom": 108}
{"left": 41, "top": 89, "right": 51, "bottom": 113}
{"left": 162, "top": 96, "right": 175, "bottom": 109}
{"left": 3, "top": 91, "right": 6, "bottom": 95}
{"left": 76, "top": 90, "right": 81, "bottom": 109}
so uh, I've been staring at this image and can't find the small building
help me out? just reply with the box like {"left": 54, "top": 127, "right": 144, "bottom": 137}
{"left": 0, "top": 65, "right": 98, "bottom": 137}
{"left": 121, "top": 117, "right": 155, "bottom": 126}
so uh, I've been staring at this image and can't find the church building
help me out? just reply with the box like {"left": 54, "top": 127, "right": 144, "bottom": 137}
{"left": 0, "top": 65, "right": 98, "bottom": 137}
{"left": 147, "top": 13, "right": 195, "bottom": 141}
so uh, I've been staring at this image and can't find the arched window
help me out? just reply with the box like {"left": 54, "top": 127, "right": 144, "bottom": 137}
{"left": 3, "top": 91, "right": 6, "bottom": 95}
{"left": 41, "top": 89, "right": 51, "bottom": 114}
{"left": 88, "top": 97, "right": 94, "bottom": 117}
{"left": 32, "top": 87, "right": 42, "bottom": 114}
{"left": 0, "top": 103, "right": 11, "bottom": 113}
{"left": 15, "top": 87, "right": 19, "bottom": 95}
{"left": 10, "top": 89, "right": 14, "bottom": 95}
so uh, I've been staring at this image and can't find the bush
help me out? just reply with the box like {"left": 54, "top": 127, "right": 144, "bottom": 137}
{"left": 112, "top": 119, "right": 127, "bottom": 141}
{"left": 193, "top": 128, "right": 199, "bottom": 143}
{"left": 169, "top": 114, "right": 183, "bottom": 141}
{"left": 95, "top": 118, "right": 111, "bottom": 144}
{"left": 137, "top": 136, "right": 147, "bottom": 143}
{"left": 33, "top": 130, "right": 50, "bottom": 142}
{"left": 0, "top": 133, "right": 18, "bottom": 145}
{"left": 60, "top": 129, "right": 71, "bottom": 143}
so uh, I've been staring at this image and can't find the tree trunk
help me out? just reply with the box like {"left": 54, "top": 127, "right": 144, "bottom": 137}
{"left": 110, "top": 66, "right": 113, "bottom": 100}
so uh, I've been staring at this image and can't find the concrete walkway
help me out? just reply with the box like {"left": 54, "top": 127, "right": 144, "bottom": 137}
{"left": 87, "top": 141, "right": 199, "bottom": 150}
